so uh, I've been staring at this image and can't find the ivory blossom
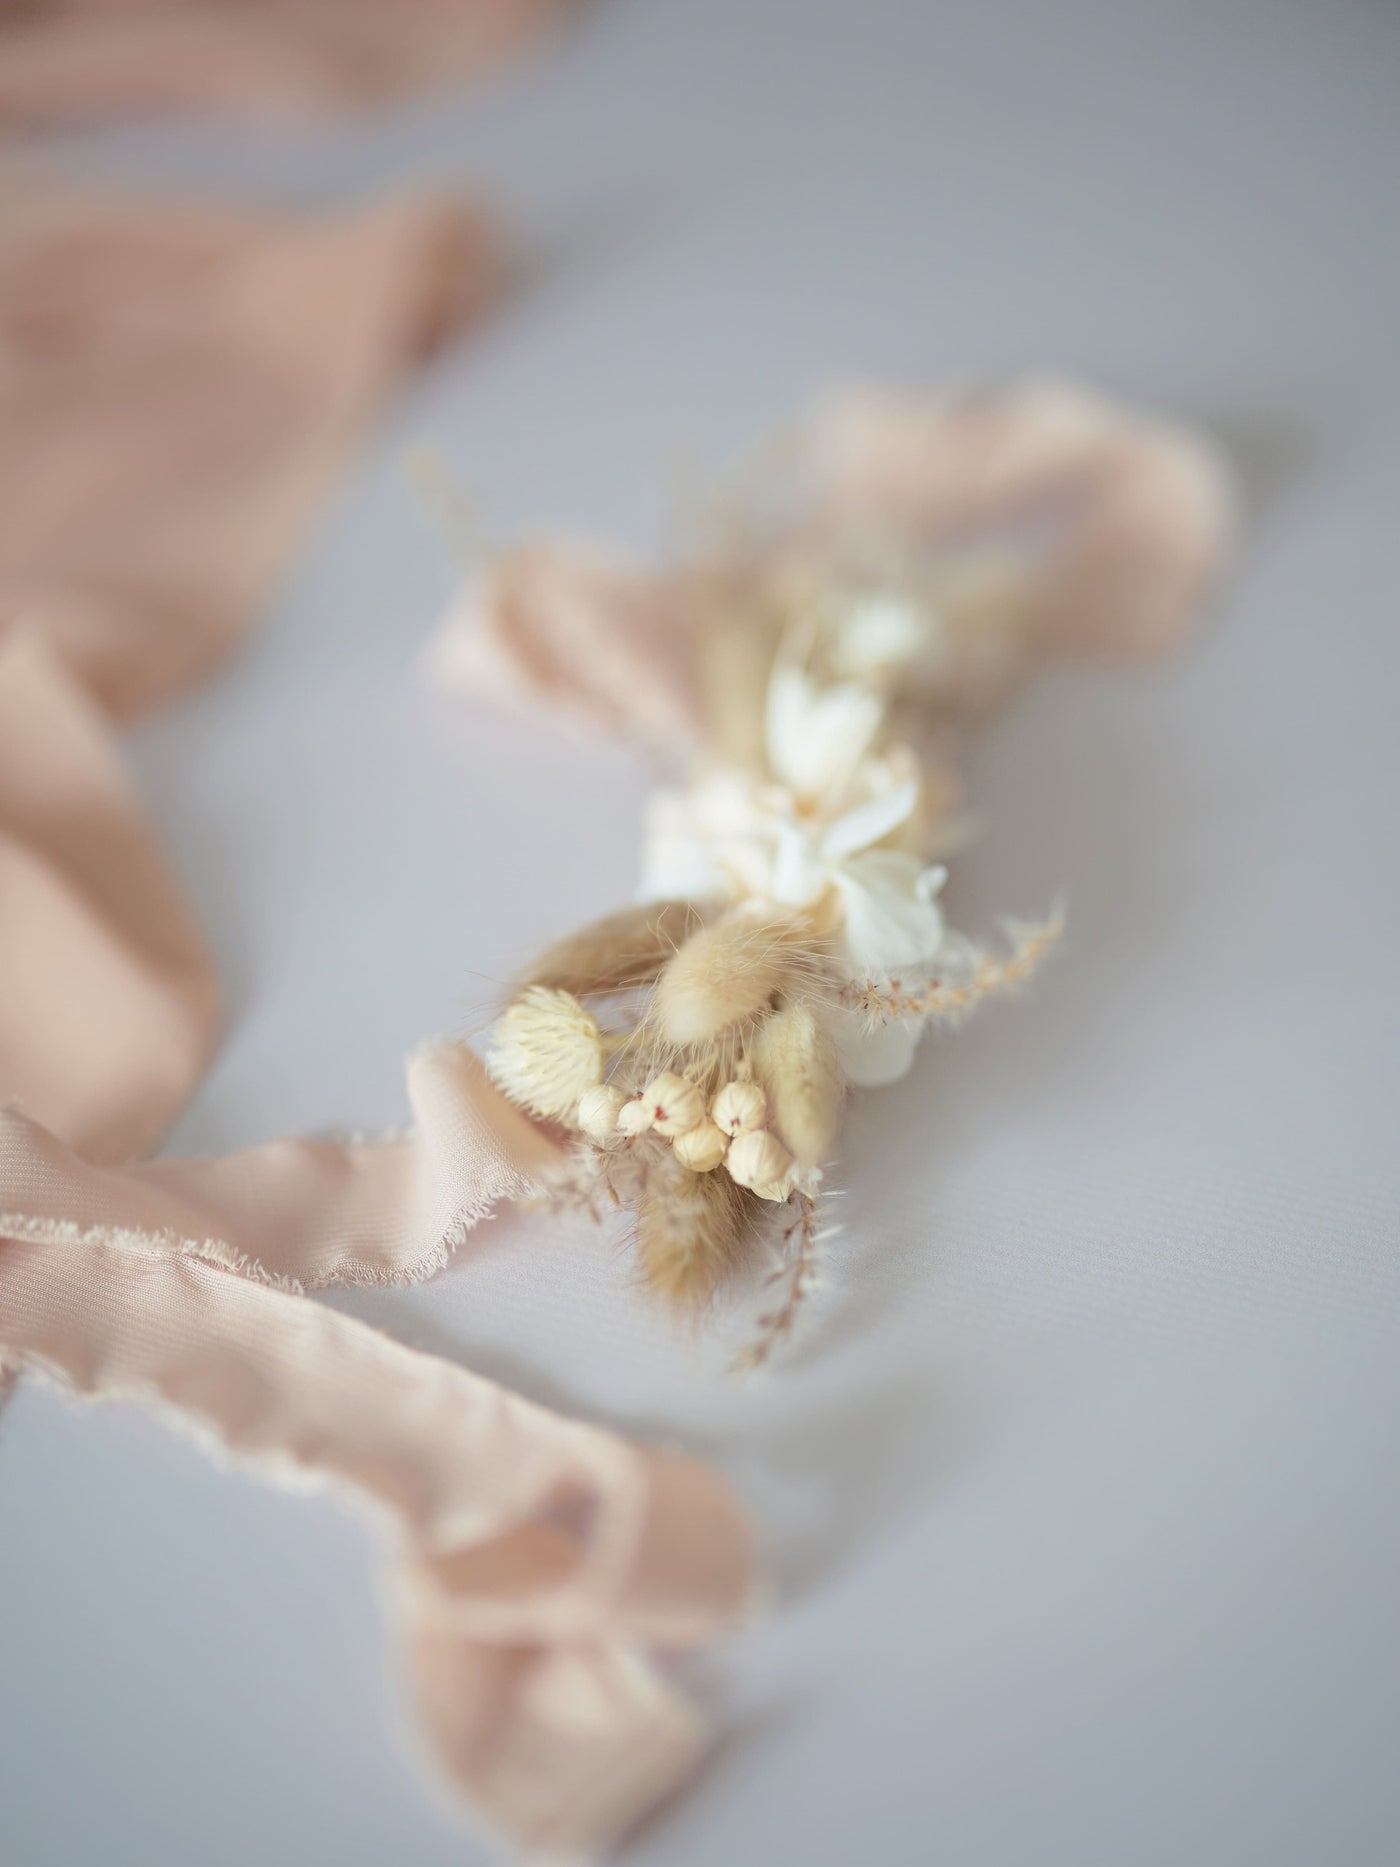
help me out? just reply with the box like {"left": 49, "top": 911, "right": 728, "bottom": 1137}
{"left": 639, "top": 666, "right": 954, "bottom": 1084}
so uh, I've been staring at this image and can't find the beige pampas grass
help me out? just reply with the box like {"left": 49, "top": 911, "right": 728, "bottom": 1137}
{"left": 519, "top": 899, "right": 706, "bottom": 998}
{"left": 653, "top": 911, "right": 816, "bottom": 1047}
{"left": 636, "top": 1148, "right": 752, "bottom": 1310}
{"left": 753, "top": 1000, "right": 844, "bottom": 1168}
{"left": 486, "top": 986, "right": 603, "bottom": 1121}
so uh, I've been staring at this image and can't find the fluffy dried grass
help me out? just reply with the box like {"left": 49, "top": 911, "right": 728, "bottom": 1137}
{"left": 518, "top": 899, "right": 707, "bottom": 999}
{"left": 636, "top": 1147, "right": 756, "bottom": 1312}
{"left": 652, "top": 911, "right": 822, "bottom": 1047}
{"left": 753, "top": 999, "right": 844, "bottom": 1168}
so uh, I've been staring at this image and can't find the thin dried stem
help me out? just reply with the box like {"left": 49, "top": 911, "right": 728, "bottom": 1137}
{"left": 733, "top": 1189, "right": 823, "bottom": 1372}
{"left": 841, "top": 908, "right": 1064, "bottom": 1025}
{"left": 402, "top": 443, "right": 488, "bottom": 570}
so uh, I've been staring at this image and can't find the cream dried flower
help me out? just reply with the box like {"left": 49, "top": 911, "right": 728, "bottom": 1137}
{"left": 487, "top": 986, "right": 603, "bottom": 1121}
{"left": 749, "top": 1174, "right": 796, "bottom": 1203}
{"left": 640, "top": 1073, "right": 707, "bottom": 1137}
{"left": 617, "top": 1097, "right": 655, "bottom": 1136}
{"left": 712, "top": 1079, "right": 768, "bottom": 1137}
{"left": 578, "top": 1082, "right": 628, "bottom": 1141}
{"left": 673, "top": 1120, "right": 729, "bottom": 1173}
{"left": 727, "top": 1127, "right": 793, "bottom": 1196}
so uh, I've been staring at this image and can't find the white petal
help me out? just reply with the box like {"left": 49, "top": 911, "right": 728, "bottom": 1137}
{"left": 768, "top": 822, "right": 829, "bottom": 906}
{"left": 832, "top": 850, "right": 946, "bottom": 974}
{"left": 831, "top": 593, "right": 930, "bottom": 677}
{"left": 819, "top": 780, "right": 919, "bottom": 861}
{"left": 822, "top": 1004, "right": 925, "bottom": 1086}
{"left": 765, "top": 666, "right": 886, "bottom": 801}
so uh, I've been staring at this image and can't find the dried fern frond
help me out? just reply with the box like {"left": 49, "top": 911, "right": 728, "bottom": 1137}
{"left": 842, "top": 907, "right": 1064, "bottom": 1025}
{"left": 733, "top": 1190, "right": 824, "bottom": 1371}
{"left": 522, "top": 1144, "right": 621, "bottom": 1223}
{"left": 753, "top": 999, "right": 844, "bottom": 1168}
{"left": 652, "top": 910, "right": 823, "bottom": 1047}
{"left": 636, "top": 1147, "right": 756, "bottom": 1312}
{"left": 518, "top": 898, "right": 707, "bottom": 999}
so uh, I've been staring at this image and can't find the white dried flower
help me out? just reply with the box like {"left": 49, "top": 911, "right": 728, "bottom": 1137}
{"left": 577, "top": 1082, "right": 628, "bottom": 1141}
{"left": 712, "top": 1079, "right": 768, "bottom": 1137}
{"left": 639, "top": 663, "right": 956, "bottom": 1085}
{"left": 672, "top": 1120, "right": 729, "bottom": 1173}
{"left": 726, "top": 1127, "right": 793, "bottom": 1194}
{"left": 829, "top": 591, "right": 936, "bottom": 681}
{"left": 617, "top": 1097, "right": 654, "bottom": 1137}
{"left": 487, "top": 986, "right": 603, "bottom": 1121}
{"left": 641, "top": 1072, "right": 706, "bottom": 1137}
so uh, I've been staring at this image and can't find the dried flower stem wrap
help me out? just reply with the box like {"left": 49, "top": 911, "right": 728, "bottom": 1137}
{"left": 433, "top": 379, "right": 1231, "bottom": 1348}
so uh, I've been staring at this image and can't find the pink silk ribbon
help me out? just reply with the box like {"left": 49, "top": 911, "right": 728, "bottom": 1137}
{"left": 0, "top": 183, "right": 756, "bottom": 1859}
{"left": 430, "top": 377, "right": 1233, "bottom": 748}
{"left": 0, "top": 0, "right": 572, "bottom": 127}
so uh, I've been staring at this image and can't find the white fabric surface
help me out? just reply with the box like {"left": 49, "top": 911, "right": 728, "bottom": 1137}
{"left": 3, "top": 1, "right": 1398, "bottom": 1862}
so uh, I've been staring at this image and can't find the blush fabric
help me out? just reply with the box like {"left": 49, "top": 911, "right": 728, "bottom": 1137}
{"left": 0, "top": 178, "right": 500, "bottom": 719}
{"left": 0, "top": 0, "right": 571, "bottom": 127}
{"left": 430, "top": 379, "right": 1234, "bottom": 748}
{"left": 0, "top": 182, "right": 756, "bottom": 1859}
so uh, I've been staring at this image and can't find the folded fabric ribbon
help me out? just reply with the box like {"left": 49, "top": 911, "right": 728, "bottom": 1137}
{"left": 0, "top": 0, "right": 571, "bottom": 128}
{"left": 0, "top": 1034, "right": 753, "bottom": 1857}
{"left": 430, "top": 376, "right": 1232, "bottom": 753}
{"left": 0, "top": 183, "right": 756, "bottom": 1860}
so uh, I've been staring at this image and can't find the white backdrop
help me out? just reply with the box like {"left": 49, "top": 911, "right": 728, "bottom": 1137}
{"left": 3, "top": 2, "right": 1398, "bottom": 1862}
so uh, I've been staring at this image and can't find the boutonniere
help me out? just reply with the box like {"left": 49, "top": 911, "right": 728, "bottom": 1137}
{"left": 431, "top": 379, "right": 1231, "bottom": 1364}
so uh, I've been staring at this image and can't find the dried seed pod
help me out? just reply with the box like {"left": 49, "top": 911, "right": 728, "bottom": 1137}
{"left": 654, "top": 912, "right": 812, "bottom": 1047}
{"left": 577, "top": 1083, "right": 627, "bottom": 1141}
{"left": 617, "top": 1097, "right": 654, "bottom": 1136}
{"left": 486, "top": 987, "right": 603, "bottom": 1121}
{"left": 750, "top": 1175, "right": 796, "bottom": 1204}
{"left": 753, "top": 1000, "right": 844, "bottom": 1167}
{"left": 636, "top": 1151, "right": 753, "bottom": 1310}
{"left": 726, "top": 1127, "right": 793, "bottom": 1193}
{"left": 641, "top": 1072, "right": 706, "bottom": 1137}
{"left": 672, "top": 1120, "right": 729, "bottom": 1173}
{"left": 712, "top": 1079, "right": 768, "bottom": 1137}
{"left": 518, "top": 898, "right": 707, "bottom": 998}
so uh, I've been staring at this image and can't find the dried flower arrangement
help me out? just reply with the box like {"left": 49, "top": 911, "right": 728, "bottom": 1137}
{"left": 432, "top": 380, "right": 1232, "bottom": 1363}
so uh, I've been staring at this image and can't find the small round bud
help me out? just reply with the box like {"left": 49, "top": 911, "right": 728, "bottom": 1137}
{"left": 750, "top": 1174, "right": 796, "bottom": 1203}
{"left": 642, "top": 1072, "right": 706, "bottom": 1137}
{"left": 617, "top": 1097, "right": 654, "bottom": 1137}
{"left": 712, "top": 1079, "right": 767, "bottom": 1138}
{"left": 672, "top": 1120, "right": 729, "bottom": 1173}
{"left": 577, "top": 1083, "right": 627, "bottom": 1141}
{"left": 726, "top": 1127, "right": 792, "bottom": 1193}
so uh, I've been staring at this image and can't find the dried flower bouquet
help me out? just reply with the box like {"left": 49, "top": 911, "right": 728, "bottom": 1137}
{"left": 433, "top": 380, "right": 1231, "bottom": 1361}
